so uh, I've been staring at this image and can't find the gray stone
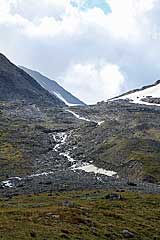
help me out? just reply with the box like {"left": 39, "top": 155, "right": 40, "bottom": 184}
{"left": 122, "top": 229, "right": 135, "bottom": 238}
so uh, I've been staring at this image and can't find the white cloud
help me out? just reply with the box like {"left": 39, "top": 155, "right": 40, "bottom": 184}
{"left": 0, "top": 0, "right": 10, "bottom": 14}
{"left": 9, "top": 0, "right": 69, "bottom": 19}
{"left": 0, "top": 0, "right": 160, "bottom": 104}
{"left": 62, "top": 63, "right": 125, "bottom": 104}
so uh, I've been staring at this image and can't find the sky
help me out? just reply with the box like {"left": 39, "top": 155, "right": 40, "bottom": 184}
{"left": 0, "top": 0, "right": 160, "bottom": 104}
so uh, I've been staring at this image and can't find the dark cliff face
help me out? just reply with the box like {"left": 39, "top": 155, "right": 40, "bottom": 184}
{"left": 0, "top": 53, "right": 65, "bottom": 106}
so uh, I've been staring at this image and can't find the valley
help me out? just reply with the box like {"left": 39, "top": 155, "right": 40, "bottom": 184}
{"left": 0, "top": 99, "right": 160, "bottom": 197}
{"left": 0, "top": 53, "right": 160, "bottom": 240}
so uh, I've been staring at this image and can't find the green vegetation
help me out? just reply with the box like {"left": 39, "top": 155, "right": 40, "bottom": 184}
{"left": 91, "top": 133, "right": 160, "bottom": 183}
{"left": 0, "top": 117, "right": 32, "bottom": 180}
{"left": 0, "top": 190, "right": 159, "bottom": 240}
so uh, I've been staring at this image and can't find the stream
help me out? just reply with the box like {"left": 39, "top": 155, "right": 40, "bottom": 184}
{"left": 52, "top": 108, "right": 117, "bottom": 177}
{"left": 1, "top": 109, "right": 116, "bottom": 188}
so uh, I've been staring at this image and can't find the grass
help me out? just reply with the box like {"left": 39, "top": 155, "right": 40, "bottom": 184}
{"left": 0, "top": 190, "right": 159, "bottom": 240}
{"left": 0, "top": 119, "right": 32, "bottom": 180}
{"left": 92, "top": 135, "right": 160, "bottom": 183}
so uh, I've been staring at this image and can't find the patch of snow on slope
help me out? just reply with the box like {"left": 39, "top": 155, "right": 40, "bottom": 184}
{"left": 97, "top": 121, "right": 105, "bottom": 126}
{"left": 72, "top": 163, "right": 117, "bottom": 177}
{"left": 66, "top": 109, "right": 92, "bottom": 122}
{"left": 66, "top": 109, "right": 105, "bottom": 126}
{"left": 28, "top": 172, "right": 55, "bottom": 178}
{"left": 54, "top": 92, "right": 82, "bottom": 106}
{"left": 1, "top": 177, "right": 22, "bottom": 188}
{"left": 2, "top": 180, "right": 14, "bottom": 188}
{"left": 114, "top": 83, "right": 160, "bottom": 106}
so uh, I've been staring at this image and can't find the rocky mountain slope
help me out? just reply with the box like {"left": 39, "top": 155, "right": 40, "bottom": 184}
{"left": 66, "top": 101, "right": 160, "bottom": 184}
{"left": 0, "top": 54, "right": 64, "bottom": 106}
{"left": 21, "top": 66, "right": 86, "bottom": 106}
{"left": 0, "top": 99, "right": 160, "bottom": 196}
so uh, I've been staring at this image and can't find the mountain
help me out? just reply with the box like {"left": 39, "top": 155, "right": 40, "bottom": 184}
{"left": 0, "top": 66, "right": 160, "bottom": 198}
{"left": 0, "top": 53, "right": 64, "bottom": 106}
{"left": 20, "top": 66, "right": 86, "bottom": 106}
{"left": 113, "top": 80, "right": 160, "bottom": 106}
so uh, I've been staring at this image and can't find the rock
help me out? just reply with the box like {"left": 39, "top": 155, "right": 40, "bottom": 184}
{"left": 116, "top": 189, "right": 125, "bottom": 193}
{"left": 61, "top": 200, "right": 76, "bottom": 207}
{"left": 61, "top": 229, "right": 69, "bottom": 234}
{"left": 91, "top": 226, "right": 97, "bottom": 235}
{"left": 46, "top": 213, "right": 60, "bottom": 219}
{"left": 105, "top": 193, "right": 124, "bottom": 200}
{"left": 122, "top": 230, "right": 135, "bottom": 238}
{"left": 127, "top": 182, "right": 137, "bottom": 187}
{"left": 143, "top": 175, "right": 157, "bottom": 184}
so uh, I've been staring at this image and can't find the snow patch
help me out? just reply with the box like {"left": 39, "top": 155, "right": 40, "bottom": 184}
{"left": 66, "top": 109, "right": 91, "bottom": 122}
{"left": 66, "top": 109, "right": 105, "bottom": 126}
{"left": 1, "top": 177, "right": 22, "bottom": 188}
{"left": 54, "top": 92, "right": 82, "bottom": 106}
{"left": 114, "top": 82, "right": 160, "bottom": 106}
{"left": 72, "top": 163, "right": 117, "bottom": 177}
{"left": 28, "top": 171, "right": 54, "bottom": 178}
{"left": 2, "top": 180, "right": 13, "bottom": 188}
{"left": 98, "top": 121, "right": 105, "bottom": 126}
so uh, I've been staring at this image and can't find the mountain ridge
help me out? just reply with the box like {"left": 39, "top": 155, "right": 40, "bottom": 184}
{"left": 0, "top": 53, "right": 65, "bottom": 106}
{"left": 20, "top": 66, "right": 86, "bottom": 106}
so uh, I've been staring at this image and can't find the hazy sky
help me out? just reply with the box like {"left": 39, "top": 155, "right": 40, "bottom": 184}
{"left": 0, "top": 0, "right": 160, "bottom": 104}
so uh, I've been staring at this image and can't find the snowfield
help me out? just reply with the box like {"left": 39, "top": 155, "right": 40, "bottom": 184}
{"left": 113, "top": 82, "right": 160, "bottom": 106}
